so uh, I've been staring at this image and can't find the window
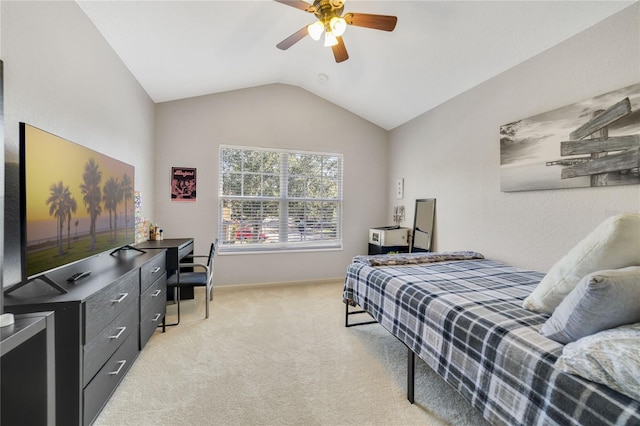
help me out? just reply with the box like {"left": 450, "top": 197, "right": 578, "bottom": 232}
{"left": 219, "top": 146, "right": 343, "bottom": 253}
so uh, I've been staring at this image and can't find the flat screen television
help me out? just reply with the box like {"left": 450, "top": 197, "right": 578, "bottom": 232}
{"left": 15, "top": 122, "right": 136, "bottom": 292}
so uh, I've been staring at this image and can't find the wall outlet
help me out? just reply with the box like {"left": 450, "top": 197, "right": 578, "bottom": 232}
{"left": 396, "top": 178, "right": 404, "bottom": 199}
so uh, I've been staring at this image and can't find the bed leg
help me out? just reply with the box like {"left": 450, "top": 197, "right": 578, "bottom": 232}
{"left": 344, "top": 302, "right": 377, "bottom": 327}
{"left": 345, "top": 302, "right": 349, "bottom": 327}
{"left": 407, "top": 347, "right": 415, "bottom": 404}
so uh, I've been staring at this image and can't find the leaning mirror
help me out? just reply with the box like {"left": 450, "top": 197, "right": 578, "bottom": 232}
{"left": 411, "top": 198, "right": 435, "bottom": 252}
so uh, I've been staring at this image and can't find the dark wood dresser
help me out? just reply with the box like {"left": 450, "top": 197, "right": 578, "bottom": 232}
{"left": 5, "top": 249, "right": 167, "bottom": 426}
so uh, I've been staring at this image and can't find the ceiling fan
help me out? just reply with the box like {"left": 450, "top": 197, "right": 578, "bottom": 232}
{"left": 275, "top": 0, "right": 397, "bottom": 63}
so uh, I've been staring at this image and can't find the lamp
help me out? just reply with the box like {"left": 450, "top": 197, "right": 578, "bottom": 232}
{"left": 307, "top": 20, "right": 324, "bottom": 41}
{"left": 330, "top": 16, "right": 346, "bottom": 36}
{"left": 324, "top": 31, "right": 338, "bottom": 47}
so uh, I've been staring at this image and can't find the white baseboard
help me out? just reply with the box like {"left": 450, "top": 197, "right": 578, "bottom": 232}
{"left": 214, "top": 277, "right": 344, "bottom": 292}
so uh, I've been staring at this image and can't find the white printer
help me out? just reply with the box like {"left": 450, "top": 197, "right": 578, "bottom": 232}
{"left": 368, "top": 226, "right": 409, "bottom": 247}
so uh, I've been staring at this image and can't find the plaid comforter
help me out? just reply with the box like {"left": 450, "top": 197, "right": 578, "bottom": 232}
{"left": 343, "top": 258, "right": 640, "bottom": 426}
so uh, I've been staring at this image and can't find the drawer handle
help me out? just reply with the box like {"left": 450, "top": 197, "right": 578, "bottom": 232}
{"left": 109, "top": 360, "right": 127, "bottom": 376}
{"left": 151, "top": 266, "right": 161, "bottom": 274}
{"left": 152, "top": 313, "right": 162, "bottom": 322}
{"left": 109, "top": 327, "right": 127, "bottom": 340}
{"left": 152, "top": 289, "right": 162, "bottom": 297}
{"left": 111, "top": 293, "right": 129, "bottom": 303}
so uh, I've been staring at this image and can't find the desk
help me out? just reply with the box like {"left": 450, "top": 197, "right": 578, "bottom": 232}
{"left": 135, "top": 238, "right": 194, "bottom": 272}
{"left": 1, "top": 311, "right": 55, "bottom": 425}
{"left": 135, "top": 238, "right": 194, "bottom": 324}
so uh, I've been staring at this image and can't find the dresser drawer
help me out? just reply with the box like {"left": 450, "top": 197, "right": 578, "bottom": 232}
{"left": 83, "top": 332, "right": 138, "bottom": 426}
{"left": 140, "top": 253, "right": 166, "bottom": 293}
{"left": 140, "top": 274, "right": 166, "bottom": 348}
{"left": 140, "top": 297, "right": 166, "bottom": 349}
{"left": 83, "top": 307, "right": 138, "bottom": 387}
{"left": 84, "top": 270, "right": 139, "bottom": 343}
{"left": 141, "top": 273, "right": 167, "bottom": 315}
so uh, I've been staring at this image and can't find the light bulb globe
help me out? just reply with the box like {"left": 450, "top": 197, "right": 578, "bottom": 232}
{"left": 307, "top": 21, "right": 324, "bottom": 41}
{"left": 330, "top": 17, "right": 347, "bottom": 37}
{"left": 324, "top": 31, "right": 338, "bottom": 47}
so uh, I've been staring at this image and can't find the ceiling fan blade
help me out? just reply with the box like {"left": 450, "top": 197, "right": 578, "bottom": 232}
{"left": 332, "top": 36, "right": 349, "bottom": 63}
{"left": 273, "top": 0, "right": 315, "bottom": 13}
{"left": 277, "top": 27, "right": 309, "bottom": 50}
{"left": 344, "top": 13, "right": 398, "bottom": 31}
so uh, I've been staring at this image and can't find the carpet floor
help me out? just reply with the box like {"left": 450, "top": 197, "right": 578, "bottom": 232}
{"left": 93, "top": 280, "right": 489, "bottom": 426}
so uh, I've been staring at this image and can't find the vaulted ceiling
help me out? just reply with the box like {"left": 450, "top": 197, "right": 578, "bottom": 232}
{"left": 76, "top": 1, "right": 634, "bottom": 130}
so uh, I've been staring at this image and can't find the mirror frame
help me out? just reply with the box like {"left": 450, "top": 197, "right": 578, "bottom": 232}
{"left": 411, "top": 198, "right": 435, "bottom": 252}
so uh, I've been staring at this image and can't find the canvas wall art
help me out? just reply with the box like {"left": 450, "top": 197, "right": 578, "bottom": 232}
{"left": 500, "top": 83, "right": 640, "bottom": 192}
{"left": 171, "top": 167, "right": 197, "bottom": 201}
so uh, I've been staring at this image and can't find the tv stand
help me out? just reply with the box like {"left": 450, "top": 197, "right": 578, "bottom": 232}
{"left": 110, "top": 244, "right": 146, "bottom": 255}
{"left": 5, "top": 250, "right": 167, "bottom": 426}
{"left": 4, "top": 274, "right": 68, "bottom": 295}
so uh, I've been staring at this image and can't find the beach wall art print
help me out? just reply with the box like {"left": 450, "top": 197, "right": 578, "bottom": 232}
{"left": 500, "top": 83, "right": 640, "bottom": 192}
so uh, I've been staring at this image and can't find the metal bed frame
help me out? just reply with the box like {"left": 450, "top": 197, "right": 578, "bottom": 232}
{"left": 344, "top": 302, "right": 416, "bottom": 403}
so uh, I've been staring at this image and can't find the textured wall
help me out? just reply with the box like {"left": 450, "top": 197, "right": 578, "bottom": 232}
{"left": 154, "top": 84, "right": 389, "bottom": 285}
{"left": 1, "top": 1, "right": 155, "bottom": 287}
{"left": 388, "top": 4, "right": 640, "bottom": 272}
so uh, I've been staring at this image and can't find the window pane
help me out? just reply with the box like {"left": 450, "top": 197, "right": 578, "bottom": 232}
{"left": 222, "top": 150, "right": 243, "bottom": 173}
{"left": 243, "top": 174, "right": 262, "bottom": 196}
{"left": 220, "top": 199, "right": 280, "bottom": 245}
{"left": 243, "top": 150, "right": 263, "bottom": 171}
{"left": 307, "top": 177, "right": 324, "bottom": 198}
{"left": 322, "top": 177, "right": 339, "bottom": 199}
{"left": 323, "top": 157, "right": 339, "bottom": 178}
{"left": 287, "top": 201, "right": 339, "bottom": 242}
{"left": 263, "top": 152, "right": 280, "bottom": 174}
{"left": 263, "top": 175, "right": 280, "bottom": 197}
{"left": 288, "top": 176, "right": 306, "bottom": 198}
{"left": 222, "top": 173, "right": 242, "bottom": 196}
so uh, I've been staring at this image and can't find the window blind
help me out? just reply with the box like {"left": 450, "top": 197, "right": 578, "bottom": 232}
{"left": 218, "top": 146, "right": 343, "bottom": 253}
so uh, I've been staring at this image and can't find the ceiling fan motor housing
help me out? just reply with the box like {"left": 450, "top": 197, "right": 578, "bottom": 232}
{"left": 313, "top": 0, "right": 344, "bottom": 25}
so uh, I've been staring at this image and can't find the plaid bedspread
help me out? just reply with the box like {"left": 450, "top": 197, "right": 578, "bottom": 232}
{"left": 343, "top": 258, "right": 640, "bottom": 426}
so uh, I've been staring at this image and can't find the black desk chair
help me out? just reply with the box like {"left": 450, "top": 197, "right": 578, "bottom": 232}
{"left": 167, "top": 240, "right": 217, "bottom": 323}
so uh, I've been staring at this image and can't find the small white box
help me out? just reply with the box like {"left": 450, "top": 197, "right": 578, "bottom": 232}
{"left": 369, "top": 226, "right": 408, "bottom": 247}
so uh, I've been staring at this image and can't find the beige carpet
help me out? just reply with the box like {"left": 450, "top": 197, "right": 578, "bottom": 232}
{"left": 94, "top": 280, "right": 490, "bottom": 426}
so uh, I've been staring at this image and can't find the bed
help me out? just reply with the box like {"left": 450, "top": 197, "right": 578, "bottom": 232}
{"left": 343, "top": 252, "right": 640, "bottom": 426}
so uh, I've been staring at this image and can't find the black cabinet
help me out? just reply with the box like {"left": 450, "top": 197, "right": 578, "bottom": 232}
{"left": 368, "top": 244, "right": 410, "bottom": 255}
{"left": 1, "top": 312, "right": 55, "bottom": 425}
{"left": 5, "top": 250, "right": 166, "bottom": 426}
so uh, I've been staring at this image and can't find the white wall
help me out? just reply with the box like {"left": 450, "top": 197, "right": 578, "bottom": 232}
{"left": 389, "top": 4, "right": 640, "bottom": 273}
{"left": 154, "top": 84, "right": 389, "bottom": 285}
{"left": 1, "top": 1, "right": 155, "bottom": 287}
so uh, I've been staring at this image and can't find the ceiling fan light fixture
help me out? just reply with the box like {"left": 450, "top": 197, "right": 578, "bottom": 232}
{"left": 324, "top": 31, "right": 338, "bottom": 47}
{"left": 307, "top": 20, "right": 324, "bottom": 41}
{"left": 275, "top": 0, "right": 397, "bottom": 63}
{"left": 329, "top": 16, "right": 346, "bottom": 37}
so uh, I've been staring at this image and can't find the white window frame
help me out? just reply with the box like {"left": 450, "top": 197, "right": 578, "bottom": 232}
{"left": 218, "top": 145, "right": 343, "bottom": 254}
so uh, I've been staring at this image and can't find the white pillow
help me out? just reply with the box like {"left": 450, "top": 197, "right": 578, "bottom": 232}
{"left": 523, "top": 214, "right": 640, "bottom": 313}
{"left": 555, "top": 322, "right": 640, "bottom": 401}
{"left": 539, "top": 266, "right": 640, "bottom": 343}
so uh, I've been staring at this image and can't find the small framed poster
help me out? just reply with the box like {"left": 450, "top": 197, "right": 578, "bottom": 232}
{"left": 171, "top": 167, "right": 197, "bottom": 202}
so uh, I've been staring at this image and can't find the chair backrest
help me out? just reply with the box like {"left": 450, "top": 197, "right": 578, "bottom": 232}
{"left": 206, "top": 239, "right": 218, "bottom": 268}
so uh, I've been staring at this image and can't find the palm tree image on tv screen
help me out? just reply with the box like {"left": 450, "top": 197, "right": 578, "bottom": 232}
{"left": 23, "top": 124, "right": 135, "bottom": 278}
